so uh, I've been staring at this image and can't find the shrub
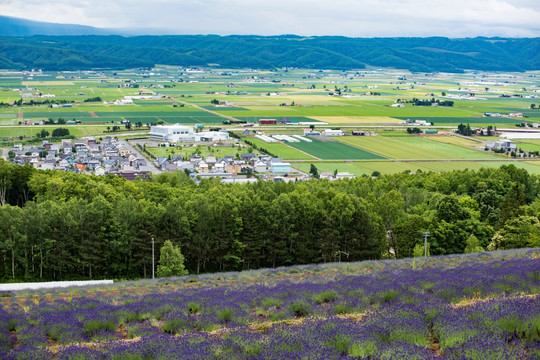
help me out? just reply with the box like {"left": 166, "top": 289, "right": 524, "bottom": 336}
{"left": 217, "top": 308, "right": 233, "bottom": 323}
{"left": 261, "top": 298, "right": 282, "bottom": 309}
{"left": 332, "top": 304, "right": 350, "bottom": 315}
{"left": 313, "top": 290, "right": 338, "bottom": 304}
{"left": 187, "top": 302, "right": 200, "bottom": 315}
{"left": 289, "top": 301, "right": 311, "bottom": 317}
{"left": 348, "top": 341, "right": 377, "bottom": 358}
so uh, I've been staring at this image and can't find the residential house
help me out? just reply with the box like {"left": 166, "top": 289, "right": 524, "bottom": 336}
{"left": 254, "top": 160, "right": 267, "bottom": 172}
{"left": 197, "top": 160, "right": 209, "bottom": 173}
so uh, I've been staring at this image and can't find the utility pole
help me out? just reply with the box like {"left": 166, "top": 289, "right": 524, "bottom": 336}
{"left": 152, "top": 237, "right": 155, "bottom": 279}
{"left": 422, "top": 232, "right": 430, "bottom": 257}
{"left": 337, "top": 251, "right": 349, "bottom": 263}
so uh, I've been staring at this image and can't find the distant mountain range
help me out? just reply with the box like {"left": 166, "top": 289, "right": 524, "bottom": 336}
{"left": 0, "top": 15, "right": 116, "bottom": 36}
{"left": 0, "top": 16, "right": 539, "bottom": 72}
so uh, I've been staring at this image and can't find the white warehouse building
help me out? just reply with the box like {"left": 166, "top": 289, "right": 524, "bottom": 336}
{"left": 323, "top": 129, "right": 345, "bottom": 137}
{"left": 149, "top": 124, "right": 229, "bottom": 143}
{"left": 149, "top": 125, "right": 195, "bottom": 142}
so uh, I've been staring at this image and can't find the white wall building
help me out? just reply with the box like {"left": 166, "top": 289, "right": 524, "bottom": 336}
{"left": 323, "top": 129, "right": 345, "bottom": 136}
{"left": 149, "top": 125, "right": 195, "bottom": 142}
{"left": 149, "top": 125, "right": 230, "bottom": 143}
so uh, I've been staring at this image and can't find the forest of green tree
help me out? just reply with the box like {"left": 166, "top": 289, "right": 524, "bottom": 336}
{"left": 0, "top": 36, "right": 539, "bottom": 72}
{"left": 0, "top": 160, "right": 539, "bottom": 282}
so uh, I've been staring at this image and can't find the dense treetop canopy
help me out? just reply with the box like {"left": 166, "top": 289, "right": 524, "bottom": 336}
{"left": 0, "top": 160, "right": 538, "bottom": 281}
{"left": 0, "top": 36, "right": 539, "bottom": 72}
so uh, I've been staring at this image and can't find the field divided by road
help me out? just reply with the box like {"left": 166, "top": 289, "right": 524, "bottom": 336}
{"left": 338, "top": 135, "right": 502, "bottom": 160}
{"left": 245, "top": 138, "right": 316, "bottom": 160}
{"left": 288, "top": 138, "right": 386, "bottom": 160}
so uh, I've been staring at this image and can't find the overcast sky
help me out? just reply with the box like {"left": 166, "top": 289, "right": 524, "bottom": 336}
{"left": 1, "top": 0, "right": 539, "bottom": 37}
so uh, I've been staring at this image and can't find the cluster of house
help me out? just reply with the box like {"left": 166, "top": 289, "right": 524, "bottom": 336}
{"left": 156, "top": 152, "right": 292, "bottom": 175}
{"left": 9, "top": 137, "right": 151, "bottom": 180}
{"left": 403, "top": 119, "right": 432, "bottom": 126}
{"left": 154, "top": 152, "right": 356, "bottom": 183}
{"left": 484, "top": 112, "right": 523, "bottom": 118}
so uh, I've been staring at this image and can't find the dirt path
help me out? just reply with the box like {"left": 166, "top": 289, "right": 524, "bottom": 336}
{"left": 177, "top": 100, "right": 244, "bottom": 123}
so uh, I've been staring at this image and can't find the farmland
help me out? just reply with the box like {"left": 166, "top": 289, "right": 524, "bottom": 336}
{"left": 337, "top": 136, "right": 501, "bottom": 160}
{"left": 0, "top": 249, "right": 538, "bottom": 359}
{"left": 288, "top": 138, "right": 386, "bottom": 160}
{"left": 1, "top": 66, "right": 540, "bottom": 176}
{"left": 244, "top": 138, "right": 316, "bottom": 160}
{"left": 293, "top": 160, "right": 540, "bottom": 176}
{"left": 1, "top": 62, "right": 540, "bottom": 359}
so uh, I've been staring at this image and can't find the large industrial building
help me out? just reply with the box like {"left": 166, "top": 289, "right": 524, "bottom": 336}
{"left": 149, "top": 124, "right": 229, "bottom": 143}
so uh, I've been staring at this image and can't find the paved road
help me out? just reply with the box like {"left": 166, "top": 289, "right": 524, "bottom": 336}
{"left": 122, "top": 140, "right": 162, "bottom": 174}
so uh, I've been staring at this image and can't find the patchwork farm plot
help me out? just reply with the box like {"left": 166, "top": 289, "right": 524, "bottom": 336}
{"left": 337, "top": 136, "right": 503, "bottom": 160}
{"left": 292, "top": 160, "right": 540, "bottom": 176}
{"left": 2, "top": 66, "right": 540, "bottom": 176}
{"left": 0, "top": 125, "right": 110, "bottom": 138}
{"left": 288, "top": 138, "right": 386, "bottom": 160}
{"left": 0, "top": 249, "right": 538, "bottom": 359}
{"left": 245, "top": 138, "right": 316, "bottom": 160}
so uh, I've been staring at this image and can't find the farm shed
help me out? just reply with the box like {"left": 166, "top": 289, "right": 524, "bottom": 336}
{"left": 304, "top": 129, "right": 321, "bottom": 136}
{"left": 323, "top": 129, "right": 345, "bottom": 136}
{"left": 259, "top": 119, "right": 277, "bottom": 125}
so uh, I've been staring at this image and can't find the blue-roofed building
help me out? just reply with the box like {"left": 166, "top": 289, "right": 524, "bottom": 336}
{"left": 270, "top": 162, "right": 291, "bottom": 173}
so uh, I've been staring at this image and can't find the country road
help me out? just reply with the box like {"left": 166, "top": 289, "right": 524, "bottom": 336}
{"left": 122, "top": 140, "right": 162, "bottom": 174}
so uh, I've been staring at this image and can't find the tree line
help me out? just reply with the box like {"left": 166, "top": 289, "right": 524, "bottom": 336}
{"left": 0, "top": 160, "right": 538, "bottom": 282}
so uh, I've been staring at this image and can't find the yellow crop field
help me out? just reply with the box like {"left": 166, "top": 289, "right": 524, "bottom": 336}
{"left": 22, "top": 81, "right": 75, "bottom": 86}
{"left": 424, "top": 135, "right": 485, "bottom": 148}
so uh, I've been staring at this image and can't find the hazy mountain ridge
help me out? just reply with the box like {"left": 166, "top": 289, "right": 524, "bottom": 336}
{"left": 0, "top": 16, "right": 116, "bottom": 36}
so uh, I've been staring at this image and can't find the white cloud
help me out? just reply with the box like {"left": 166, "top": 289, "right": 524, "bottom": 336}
{"left": 0, "top": 0, "right": 538, "bottom": 37}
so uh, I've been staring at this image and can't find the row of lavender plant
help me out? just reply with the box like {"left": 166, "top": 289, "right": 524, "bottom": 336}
{"left": 0, "top": 249, "right": 538, "bottom": 359}
{"left": 5, "top": 295, "right": 538, "bottom": 359}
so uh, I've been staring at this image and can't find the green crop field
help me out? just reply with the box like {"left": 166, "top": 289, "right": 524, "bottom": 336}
{"left": 288, "top": 138, "right": 386, "bottom": 160}
{"left": 426, "top": 135, "right": 484, "bottom": 148}
{"left": 202, "top": 106, "right": 249, "bottom": 111}
{"left": 20, "top": 111, "right": 94, "bottom": 118}
{"left": 338, "top": 135, "right": 502, "bottom": 160}
{"left": 512, "top": 139, "right": 540, "bottom": 152}
{"left": 293, "top": 160, "right": 540, "bottom": 176}
{"left": 1, "top": 66, "right": 539, "bottom": 167}
{"left": 0, "top": 125, "right": 109, "bottom": 138}
{"left": 244, "top": 137, "right": 316, "bottom": 160}
{"left": 145, "top": 144, "right": 256, "bottom": 159}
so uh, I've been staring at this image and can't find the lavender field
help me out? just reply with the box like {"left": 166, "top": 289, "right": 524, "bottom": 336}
{"left": 0, "top": 249, "right": 539, "bottom": 359}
